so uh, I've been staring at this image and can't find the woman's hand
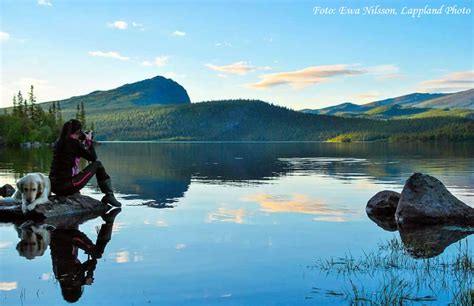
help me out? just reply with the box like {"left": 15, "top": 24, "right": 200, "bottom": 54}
{"left": 85, "top": 131, "right": 93, "bottom": 142}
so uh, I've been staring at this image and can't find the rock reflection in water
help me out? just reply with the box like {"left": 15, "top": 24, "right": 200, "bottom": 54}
{"left": 367, "top": 211, "right": 473, "bottom": 258}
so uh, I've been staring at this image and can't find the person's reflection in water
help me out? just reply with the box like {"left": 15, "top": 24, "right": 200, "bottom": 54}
{"left": 50, "top": 208, "right": 121, "bottom": 303}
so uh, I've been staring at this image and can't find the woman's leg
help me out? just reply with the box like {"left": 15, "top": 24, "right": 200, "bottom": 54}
{"left": 71, "top": 161, "right": 109, "bottom": 191}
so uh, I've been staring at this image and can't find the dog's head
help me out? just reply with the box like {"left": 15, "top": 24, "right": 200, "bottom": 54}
{"left": 16, "top": 225, "right": 52, "bottom": 259}
{"left": 17, "top": 174, "right": 44, "bottom": 203}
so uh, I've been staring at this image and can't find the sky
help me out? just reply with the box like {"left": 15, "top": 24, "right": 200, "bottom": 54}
{"left": 0, "top": 0, "right": 473, "bottom": 110}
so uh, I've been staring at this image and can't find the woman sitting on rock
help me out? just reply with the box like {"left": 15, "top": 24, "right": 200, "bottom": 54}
{"left": 49, "top": 119, "right": 121, "bottom": 207}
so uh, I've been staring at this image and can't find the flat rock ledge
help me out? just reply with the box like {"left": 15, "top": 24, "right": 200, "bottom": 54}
{"left": 0, "top": 192, "right": 108, "bottom": 221}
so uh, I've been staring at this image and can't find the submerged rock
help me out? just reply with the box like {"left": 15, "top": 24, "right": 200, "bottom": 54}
{"left": 395, "top": 173, "right": 474, "bottom": 226}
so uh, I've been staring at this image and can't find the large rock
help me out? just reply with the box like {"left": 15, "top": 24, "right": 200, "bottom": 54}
{"left": 0, "top": 184, "right": 15, "bottom": 197}
{"left": 395, "top": 173, "right": 474, "bottom": 226}
{"left": 366, "top": 190, "right": 400, "bottom": 231}
{"left": 366, "top": 190, "right": 400, "bottom": 216}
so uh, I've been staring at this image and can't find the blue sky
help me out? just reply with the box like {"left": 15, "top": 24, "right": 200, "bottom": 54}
{"left": 1, "top": 0, "right": 473, "bottom": 109}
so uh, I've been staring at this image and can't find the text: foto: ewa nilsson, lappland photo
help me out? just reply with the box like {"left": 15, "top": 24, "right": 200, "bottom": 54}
{"left": 313, "top": 4, "right": 471, "bottom": 18}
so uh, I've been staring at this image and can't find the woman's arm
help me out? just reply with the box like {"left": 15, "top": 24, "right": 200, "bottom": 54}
{"left": 74, "top": 140, "right": 97, "bottom": 162}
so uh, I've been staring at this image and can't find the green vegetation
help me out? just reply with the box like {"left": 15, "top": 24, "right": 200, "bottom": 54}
{"left": 311, "top": 238, "right": 473, "bottom": 305}
{"left": 86, "top": 99, "right": 473, "bottom": 142}
{"left": 0, "top": 86, "right": 62, "bottom": 145}
{"left": 1, "top": 92, "right": 473, "bottom": 144}
{"left": 0, "top": 85, "right": 92, "bottom": 145}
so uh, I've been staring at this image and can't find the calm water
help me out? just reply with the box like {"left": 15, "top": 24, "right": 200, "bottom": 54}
{"left": 0, "top": 142, "right": 472, "bottom": 305}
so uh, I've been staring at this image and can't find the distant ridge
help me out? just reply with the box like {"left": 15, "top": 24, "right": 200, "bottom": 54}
{"left": 302, "top": 89, "right": 474, "bottom": 119}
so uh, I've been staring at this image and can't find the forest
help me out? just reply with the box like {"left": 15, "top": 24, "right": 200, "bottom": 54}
{"left": 1, "top": 90, "right": 473, "bottom": 145}
{"left": 0, "top": 86, "right": 90, "bottom": 145}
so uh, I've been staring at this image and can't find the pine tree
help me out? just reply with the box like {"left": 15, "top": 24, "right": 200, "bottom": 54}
{"left": 28, "top": 85, "right": 36, "bottom": 121}
{"left": 80, "top": 101, "right": 86, "bottom": 129}
{"left": 17, "top": 91, "right": 24, "bottom": 117}
{"left": 76, "top": 103, "right": 80, "bottom": 120}
{"left": 57, "top": 101, "right": 63, "bottom": 123}
{"left": 12, "top": 95, "right": 18, "bottom": 116}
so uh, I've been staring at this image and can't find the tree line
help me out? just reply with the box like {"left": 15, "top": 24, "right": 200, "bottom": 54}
{"left": 0, "top": 86, "right": 89, "bottom": 145}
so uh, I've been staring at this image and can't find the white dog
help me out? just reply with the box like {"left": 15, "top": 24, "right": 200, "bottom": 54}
{"left": 10, "top": 173, "right": 51, "bottom": 214}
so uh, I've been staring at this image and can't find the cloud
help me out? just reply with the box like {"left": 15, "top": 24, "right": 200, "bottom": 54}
{"left": 38, "top": 0, "right": 52, "bottom": 6}
{"left": 108, "top": 20, "right": 128, "bottom": 30}
{"left": 215, "top": 42, "right": 232, "bottom": 47}
{"left": 242, "top": 193, "right": 353, "bottom": 221}
{"left": 172, "top": 30, "right": 186, "bottom": 37}
{"left": 206, "top": 61, "right": 270, "bottom": 76}
{"left": 207, "top": 208, "right": 248, "bottom": 224}
{"left": 0, "top": 282, "right": 17, "bottom": 291}
{"left": 115, "top": 251, "right": 129, "bottom": 263}
{"left": 175, "top": 243, "right": 187, "bottom": 250}
{"left": 141, "top": 56, "right": 169, "bottom": 67}
{"left": 352, "top": 92, "right": 380, "bottom": 101}
{"left": 368, "top": 64, "right": 402, "bottom": 80}
{"left": 88, "top": 51, "right": 130, "bottom": 61}
{"left": 132, "top": 22, "right": 145, "bottom": 31}
{"left": 0, "top": 31, "right": 10, "bottom": 42}
{"left": 246, "top": 64, "right": 366, "bottom": 89}
{"left": 419, "top": 70, "right": 474, "bottom": 93}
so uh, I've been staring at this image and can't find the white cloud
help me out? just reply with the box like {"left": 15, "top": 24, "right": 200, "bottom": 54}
{"left": 88, "top": 51, "right": 130, "bottom": 61}
{"left": 172, "top": 30, "right": 186, "bottom": 37}
{"left": 0, "top": 31, "right": 10, "bottom": 42}
{"left": 154, "top": 56, "right": 169, "bottom": 66}
{"left": 0, "top": 282, "right": 17, "bottom": 291}
{"left": 419, "top": 70, "right": 474, "bottom": 93}
{"left": 108, "top": 20, "right": 128, "bottom": 30}
{"left": 351, "top": 92, "right": 381, "bottom": 102}
{"left": 115, "top": 251, "right": 129, "bottom": 263}
{"left": 246, "top": 64, "right": 400, "bottom": 89}
{"left": 38, "top": 0, "right": 52, "bottom": 6}
{"left": 132, "top": 22, "right": 145, "bottom": 30}
{"left": 215, "top": 42, "right": 232, "bottom": 47}
{"left": 142, "top": 56, "right": 169, "bottom": 67}
{"left": 206, "top": 61, "right": 270, "bottom": 76}
{"left": 175, "top": 243, "right": 187, "bottom": 250}
{"left": 246, "top": 64, "right": 366, "bottom": 89}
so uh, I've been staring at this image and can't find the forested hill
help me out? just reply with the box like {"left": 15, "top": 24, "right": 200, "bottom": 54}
{"left": 89, "top": 99, "right": 474, "bottom": 142}
{"left": 41, "top": 75, "right": 191, "bottom": 116}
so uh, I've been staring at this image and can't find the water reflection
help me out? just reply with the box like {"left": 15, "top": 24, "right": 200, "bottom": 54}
{"left": 367, "top": 210, "right": 474, "bottom": 258}
{"left": 9, "top": 208, "right": 121, "bottom": 303}
{"left": 1, "top": 142, "right": 473, "bottom": 208}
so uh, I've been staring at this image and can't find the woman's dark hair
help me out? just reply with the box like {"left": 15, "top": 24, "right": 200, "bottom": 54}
{"left": 56, "top": 119, "right": 82, "bottom": 148}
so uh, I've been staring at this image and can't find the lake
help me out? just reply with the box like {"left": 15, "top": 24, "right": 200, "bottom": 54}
{"left": 0, "top": 142, "right": 473, "bottom": 305}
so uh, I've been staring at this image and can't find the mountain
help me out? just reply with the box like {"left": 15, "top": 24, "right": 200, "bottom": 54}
{"left": 302, "top": 89, "right": 474, "bottom": 119}
{"left": 413, "top": 89, "right": 474, "bottom": 109}
{"left": 302, "top": 102, "right": 370, "bottom": 115}
{"left": 85, "top": 99, "right": 473, "bottom": 142}
{"left": 41, "top": 75, "right": 191, "bottom": 115}
{"left": 364, "top": 92, "right": 447, "bottom": 108}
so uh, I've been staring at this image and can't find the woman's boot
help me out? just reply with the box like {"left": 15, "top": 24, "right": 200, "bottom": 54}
{"left": 98, "top": 178, "right": 122, "bottom": 207}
